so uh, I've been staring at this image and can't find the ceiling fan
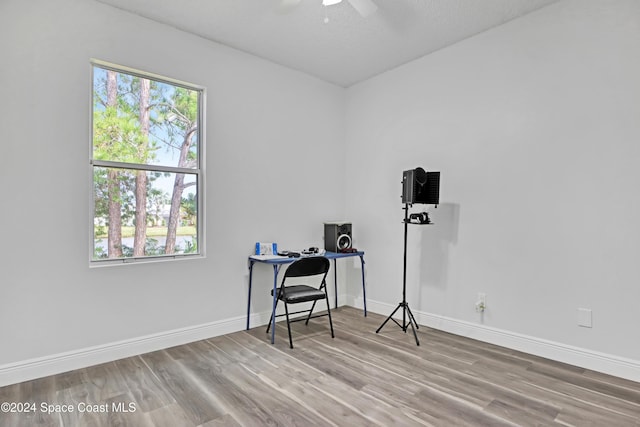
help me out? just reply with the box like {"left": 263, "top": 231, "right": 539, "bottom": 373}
{"left": 278, "top": 0, "right": 378, "bottom": 18}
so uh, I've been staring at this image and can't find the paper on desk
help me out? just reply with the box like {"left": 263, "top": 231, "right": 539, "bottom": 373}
{"left": 250, "top": 254, "right": 286, "bottom": 261}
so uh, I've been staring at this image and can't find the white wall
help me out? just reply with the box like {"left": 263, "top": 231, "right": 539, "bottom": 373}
{"left": 2, "top": 0, "right": 639, "bottom": 385}
{"left": 0, "top": 0, "right": 345, "bottom": 383}
{"left": 345, "top": 0, "right": 640, "bottom": 375}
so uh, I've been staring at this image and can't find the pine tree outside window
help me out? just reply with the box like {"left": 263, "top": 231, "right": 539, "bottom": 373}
{"left": 91, "top": 61, "right": 204, "bottom": 264}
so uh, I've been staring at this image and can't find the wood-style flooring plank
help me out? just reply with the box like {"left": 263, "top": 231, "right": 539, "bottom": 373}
{"left": 113, "top": 356, "right": 175, "bottom": 413}
{"left": 2, "top": 307, "right": 639, "bottom": 427}
{"left": 141, "top": 402, "right": 193, "bottom": 427}
{"left": 138, "top": 351, "right": 225, "bottom": 426}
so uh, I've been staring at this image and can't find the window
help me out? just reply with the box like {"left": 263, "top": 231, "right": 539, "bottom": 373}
{"left": 91, "top": 61, "right": 204, "bottom": 264}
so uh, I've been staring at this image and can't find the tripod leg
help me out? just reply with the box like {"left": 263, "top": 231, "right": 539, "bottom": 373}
{"left": 405, "top": 304, "right": 420, "bottom": 345}
{"left": 408, "top": 314, "right": 420, "bottom": 346}
{"left": 405, "top": 304, "right": 420, "bottom": 330}
{"left": 376, "top": 303, "right": 402, "bottom": 333}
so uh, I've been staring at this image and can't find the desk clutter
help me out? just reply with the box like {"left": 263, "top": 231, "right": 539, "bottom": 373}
{"left": 254, "top": 244, "right": 326, "bottom": 258}
{"left": 255, "top": 242, "right": 278, "bottom": 256}
{"left": 254, "top": 221, "right": 358, "bottom": 259}
{"left": 278, "top": 247, "right": 325, "bottom": 258}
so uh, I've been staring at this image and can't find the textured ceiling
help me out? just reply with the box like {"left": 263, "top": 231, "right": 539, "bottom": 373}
{"left": 95, "top": 0, "right": 560, "bottom": 87}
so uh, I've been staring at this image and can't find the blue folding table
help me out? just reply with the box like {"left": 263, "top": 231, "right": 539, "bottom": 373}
{"left": 247, "top": 251, "right": 367, "bottom": 344}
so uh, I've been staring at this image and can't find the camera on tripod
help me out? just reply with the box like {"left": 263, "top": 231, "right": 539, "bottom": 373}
{"left": 408, "top": 212, "right": 431, "bottom": 224}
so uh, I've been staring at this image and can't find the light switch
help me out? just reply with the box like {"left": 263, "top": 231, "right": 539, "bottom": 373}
{"left": 578, "top": 308, "right": 592, "bottom": 328}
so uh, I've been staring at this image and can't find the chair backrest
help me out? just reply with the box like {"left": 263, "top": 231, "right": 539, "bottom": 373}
{"left": 283, "top": 256, "right": 330, "bottom": 279}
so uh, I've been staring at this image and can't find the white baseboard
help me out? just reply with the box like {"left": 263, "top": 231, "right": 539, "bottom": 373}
{"left": 354, "top": 298, "right": 640, "bottom": 383}
{"left": 0, "top": 313, "right": 251, "bottom": 387}
{"left": 0, "top": 301, "right": 342, "bottom": 387}
{"left": 3, "top": 299, "right": 639, "bottom": 387}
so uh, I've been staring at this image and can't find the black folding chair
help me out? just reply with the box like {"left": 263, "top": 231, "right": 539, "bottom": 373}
{"left": 266, "top": 256, "right": 334, "bottom": 348}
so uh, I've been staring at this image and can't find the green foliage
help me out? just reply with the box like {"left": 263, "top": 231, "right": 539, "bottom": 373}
{"left": 93, "top": 106, "right": 144, "bottom": 163}
{"left": 181, "top": 193, "right": 197, "bottom": 226}
{"left": 93, "top": 235, "right": 197, "bottom": 259}
{"left": 183, "top": 237, "right": 198, "bottom": 254}
{"left": 142, "top": 238, "right": 164, "bottom": 256}
{"left": 92, "top": 166, "right": 137, "bottom": 233}
{"left": 94, "top": 226, "right": 196, "bottom": 239}
{"left": 93, "top": 243, "right": 107, "bottom": 259}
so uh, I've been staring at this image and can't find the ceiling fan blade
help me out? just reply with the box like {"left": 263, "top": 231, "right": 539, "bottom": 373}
{"left": 347, "top": 0, "right": 378, "bottom": 17}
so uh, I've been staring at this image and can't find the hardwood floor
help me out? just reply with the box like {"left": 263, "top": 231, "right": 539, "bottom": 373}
{"left": 1, "top": 307, "right": 639, "bottom": 426}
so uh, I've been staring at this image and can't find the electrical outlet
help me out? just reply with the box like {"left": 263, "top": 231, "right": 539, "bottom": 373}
{"left": 476, "top": 293, "right": 486, "bottom": 312}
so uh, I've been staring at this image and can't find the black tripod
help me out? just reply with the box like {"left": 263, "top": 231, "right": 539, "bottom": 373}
{"left": 376, "top": 203, "right": 421, "bottom": 345}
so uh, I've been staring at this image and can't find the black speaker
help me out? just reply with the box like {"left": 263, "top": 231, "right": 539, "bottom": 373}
{"left": 402, "top": 168, "right": 440, "bottom": 205}
{"left": 324, "top": 223, "right": 352, "bottom": 252}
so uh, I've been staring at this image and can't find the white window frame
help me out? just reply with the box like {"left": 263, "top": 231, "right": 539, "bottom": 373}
{"left": 89, "top": 59, "right": 206, "bottom": 266}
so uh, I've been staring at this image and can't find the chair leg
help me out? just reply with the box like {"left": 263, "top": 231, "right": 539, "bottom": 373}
{"left": 305, "top": 301, "right": 318, "bottom": 325}
{"left": 283, "top": 301, "right": 294, "bottom": 349}
{"left": 325, "top": 294, "right": 335, "bottom": 338}
{"left": 266, "top": 299, "right": 278, "bottom": 334}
